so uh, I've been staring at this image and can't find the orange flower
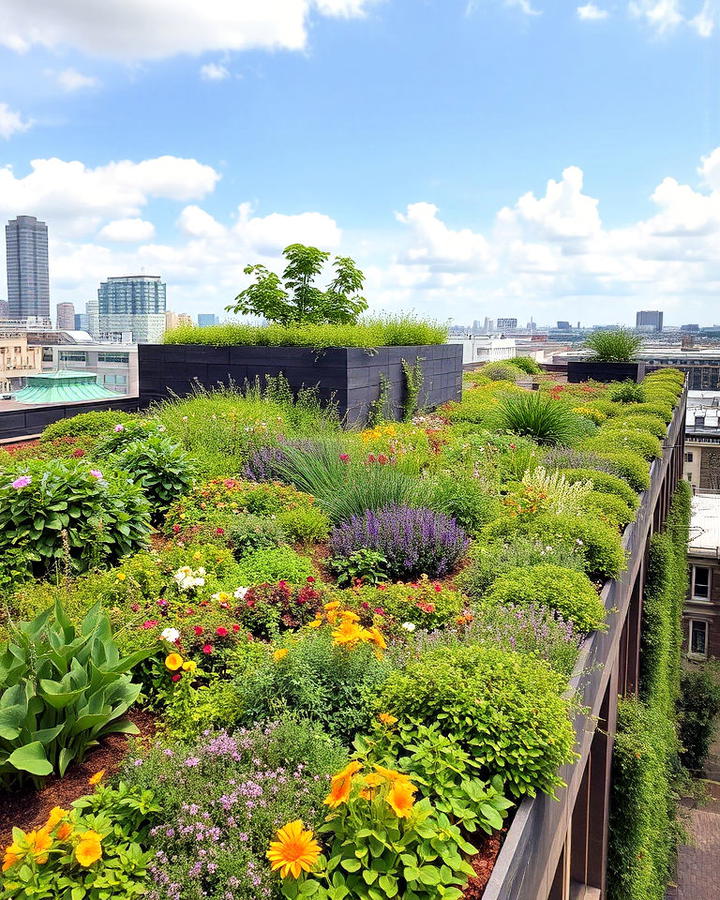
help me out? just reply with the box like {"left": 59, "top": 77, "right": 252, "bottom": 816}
{"left": 339, "top": 610, "right": 360, "bottom": 624}
{"left": 75, "top": 831, "right": 103, "bottom": 867}
{"left": 56, "top": 822, "right": 74, "bottom": 841}
{"left": 324, "top": 761, "right": 362, "bottom": 808}
{"left": 386, "top": 780, "right": 417, "bottom": 819}
{"left": 331, "top": 620, "right": 364, "bottom": 647}
{"left": 88, "top": 770, "right": 105, "bottom": 786}
{"left": 378, "top": 712, "right": 397, "bottom": 726}
{"left": 164, "top": 653, "right": 183, "bottom": 671}
{"left": 267, "top": 820, "right": 321, "bottom": 879}
{"left": 46, "top": 807, "right": 69, "bottom": 829}
{"left": 25, "top": 829, "right": 53, "bottom": 863}
{"left": 372, "top": 764, "right": 413, "bottom": 786}
{"left": 273, "top": 648, "right": 289, "bottom": 662}
{"left": 366, "top": 627, "right": 387, "bottom": 651}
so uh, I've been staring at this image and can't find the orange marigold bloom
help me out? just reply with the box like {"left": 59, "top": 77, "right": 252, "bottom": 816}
{"left": 273, "top": 648, "right": 289, "bottom": 662}
{"left": 366, "top": 627, "right": 387, "bottom": 650}
{"left": 339, "top": 610, "right": 360, "bottom": 624}
{"left": 386, "top": 780, "right": 417, "bottom": 819}
{"left": 46, "top": 807, "right": 69, "bottom": 829}
{"left": 267, "top": 820, "right": 321, "bottom": 879}
{"left": 88, "top": 770, "right": 105, "bottom": 786}
{"left": 56, "top": 822, "right": 74, "bottom": 841}
{"left": 324, "top": 761, "right": 362, "bottom": 808}
{"left": 331, "top": 620, "right": 364, "bottom": 647}
{"left": 75, "top": 831, "right": 103, "bottom": 867}
{"left": 164, "top": 653, "right": 183, "bottom": 671}
{"left": 378, "top": 712, "right": 397, "bottom": 726}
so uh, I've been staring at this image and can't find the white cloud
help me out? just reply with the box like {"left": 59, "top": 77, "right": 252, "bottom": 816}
{"left": 628, "top": 0, "right": 692, "bottom": 34}
{"left": 232, "top": 202, "right": 342, "bottom": 253}
{"left": 507, "top": 0, "right": 542, "bottom": 13}
{"left": 0, "top": 0, "right": 377, "bottom": 61}
{"left": 691, "top": 0, "right": 716, "bottom": 35}
{"left": 395, "top": 202, "right": 493, "bottom": 269}
{"left": 577, "top": 3, "right": 609, "bottom": 20}
{"left": 200, "top": 62, "right": 230, "bottom": 81}
{"left": 98, "top": 218, "right": 156, "bottom": 242}
{"left": 55, "top": 68, "right": 99, "bottom": 92}
{"left": 0, "top": 102, "right": 32, "bottom": 139}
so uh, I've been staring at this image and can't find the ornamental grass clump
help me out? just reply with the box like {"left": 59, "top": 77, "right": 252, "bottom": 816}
{"left": 584, "top": 329, "right": 641, "bottom": 362}
{"left": 491, "top": 391, "right": 589, "bottom": 446}
{"left": 329, "top": 506, "right": 469, "bottom": 580}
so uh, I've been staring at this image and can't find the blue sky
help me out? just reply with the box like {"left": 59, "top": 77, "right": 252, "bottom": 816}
{"left": 2, "top": 0, "right": 720, "bottom": 326}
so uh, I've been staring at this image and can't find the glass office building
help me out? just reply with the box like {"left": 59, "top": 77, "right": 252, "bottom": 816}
{"left": 97, "top": 275, "right": 166, "bottom": 343}
{"left": 5, "top": 216, "right": 50, "bottom": 321}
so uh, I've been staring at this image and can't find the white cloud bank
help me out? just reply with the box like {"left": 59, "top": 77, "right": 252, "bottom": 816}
{"left": 629, "top": 0, "right": 718, "bottom": 37}
{"left": 577, "top": 4, "right": 609, "bottom": 20}
{"left": 55, "top": 68, "right": 100, "bottom": 92}
{"left": 0, "top": 103, "right": 32, "bottom": 139}
{"left": 1, "top": 0, "right": 377, "bottom": 60}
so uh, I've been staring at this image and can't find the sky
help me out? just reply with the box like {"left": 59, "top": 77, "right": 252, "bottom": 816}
{"left": 2, "top": 1, "right": 720, "bottom": 326}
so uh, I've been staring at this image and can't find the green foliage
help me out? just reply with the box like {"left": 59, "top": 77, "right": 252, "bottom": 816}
{"left": 376, "top": 644, "right": 576, "bottom": 798}
{"left": 0, "top": 459, "right": 150, "bottom": 575}
{"left": 483, "top": 563, "right": 605, "bottom": 633}
{"left": 164, "top": 315, "right": 448, "bottom": 348}
{"left": 235, "top": 629, "right": 393, "bottom": 743}
{"left": 0, "top": 600, "right": 149, "bottom": 790}
{"left": 401, "top": 357, "right": 424, "bottom": 421}
{"left": 355, "top": 577, "right": 465, "bottom": 630}
{"left": 197, "top": 512, "right": 289, "bottom": 558}
{"left": 603, "top": 414, "right": 668, "bottom": 439}
{"left": 581, "top": 427, "right": 662, "bottom": 460}
{"left": 39, "top": 410, "right": 136, "bottom": 443}
{"left": 479, "top": 361, "right": 519, "bottom": 382}
{"left": 367, "top": 372, "right": 391, "bottom": 427}
{"left": 584, "top": 328, "right": 642, "bottom": 361}
{"left": 424, "top": 473, "right": 501, "bottom": 534}
{"left": 585, "top": 490, "right": 636, "bottom": 527}
{"left": 234, "top": 546, "right": 317, "bottom": 585}
{"left": 508, "top": 356, "right": 543, "bottom": 374}
{"left": 276, "top": 505, "right": 331, "bottom": 544}
{"left": 609, "top": 380, "right": 646, "bottom": 403}
{"left": 329, "top": 549, "right": 390, "bottom": 587}
{"left": 492, "top": 391, "right": 589, "bottom": 446}
{"left": 678, "top": 666, "right": 720, "bottom": 770}
{"left": 614, "top": 401, "right": 673, "bottom": 424}
{"left": 559, "top": 468, "right": 639, "bottom": 509}
{"left": 595, "top": 449, "right": 651, "bottom": 491}
{"left": 117, "top": 434, "right": 196, "bottom": 520}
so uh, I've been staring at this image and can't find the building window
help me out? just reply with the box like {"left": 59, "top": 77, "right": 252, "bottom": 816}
{"left": 59, "top": 351, "right": 87, "bottom": 362}
{"left": 692, "top": 565, "right": 711, "bottom": 600}
{"left": 685, "top": 451, "right": 694, "bottom": 463}
{"left": 687, "top": 473, "right": 693, "bottom": 482}
{"left": 689, "top": 619, "right": 709, "bottom": 658}
{"left": 695, "top": 415, "right": 706, "bottom": 426}
{"left": 97, "top": 352, "right": 129, "bottom": 363}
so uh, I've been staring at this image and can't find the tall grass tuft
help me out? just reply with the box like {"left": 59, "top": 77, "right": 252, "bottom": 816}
{"left": 491, "top": 391, "right": 590, "bottom": 446}
{"left": 584, "top": 329, "right": 642, "bottom": 362}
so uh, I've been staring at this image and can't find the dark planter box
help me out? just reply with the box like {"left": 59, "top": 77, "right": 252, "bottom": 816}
{"left": 0, "top": 396, "right": 143, "bottom": 442}
{"left": 138, "top": 343, "right": 463, "bottom": 426}
{"left": 567, "top": 360, "right": 646, "bottom": 384}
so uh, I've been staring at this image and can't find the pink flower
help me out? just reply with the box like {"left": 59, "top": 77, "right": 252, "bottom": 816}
{"left": 114, "top": 424, "right": 125, "bottom": 433}
{"left": 202, "top": 644, "right": 213, "bottom": 654}
{"left": 11, "top": 476, "right": 32, "bottom": 489}
{"left": 172, "top": 524, "right": 181, "bottom": 534}
{"left": 89, "top": 469, "right": 103, "bottom": 480}
{"left": 215, "top": 527, "right": 225, "bottom": 535}
{"left": 193, "top": 625, "right": 203, "bottom": 636}
{"left": 232, "top": 624, "right": 241, "bottom": 633}
{"left": 433, "top": 583, "right": 442, "bottom": 593}
{"left": 306, "top": 576, "right": 315, "bottom": 583}
{"left": 216, "top": 626, "right": 228, "bottom": 637}
{"left": 171, "top": 673, "right": 182, "bottom": 683}
{"left": 339, "top": 453, "right": 350, "bottom": 463}
{"left": 141, "top": 620, "right": 158, "bottom": 629}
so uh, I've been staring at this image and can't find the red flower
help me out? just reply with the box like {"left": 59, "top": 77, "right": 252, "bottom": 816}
{"left": 216, "top": 626, "right": 229, "bottom": 637}
{"left": 141, "top": 620, "right": 158, "bottom": 629}
{"left": 306, "top": 576, "right": 315, "bottom": 583}
{"left": 172, "top": 524, "right": 181, "bottom": 534}
{"left": 171, "top": 673, "right": 182, "bottom": 682}
{"left": 202, "top": 644, "right": 213, "bottom": 654}
{"left": 339, "top": 453, "right": 350, "bottom": 463}
{"left": 377, "top": 584, "right": 387, "bottom": 591}
{"left": 278, "top": 581, "right": 289, "bottom": 590}
{"left": 361, "top": 601, "right": 370, "bottom": 610}
{"left": 215, "top": 527, "right": 225, "bottom": 535}
{"left": 72, "top": 448, "right": 86, "bottom": 458}
{"left": 232, "top": 624, "right": 240, "bottom": 633}
{"left": 367, "top": 453, "right": 376, "bottom": 463}
{"left": 377, "top": 454, "right": 388, "bottom": 465}
{"left": 193, "top": 625, "right": 204, "bottom": 636}
{"left": 433, "top": 583, "right": 442, "bottom": 593}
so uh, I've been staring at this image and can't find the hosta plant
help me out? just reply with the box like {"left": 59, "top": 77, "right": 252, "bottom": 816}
{"left": 0, "top": 600, "right": 150, "bottom": 790}
{"left": 116, "top": 433, "right": 196, "bottom": 519}
{"left": 0, "top": 460, "right": 151, "bottom": 575}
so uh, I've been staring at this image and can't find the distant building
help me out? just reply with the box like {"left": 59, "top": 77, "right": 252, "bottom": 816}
{"left": 0, "top": 300, "right": 8, "bottom": 318}
{"left": 165, "top": 311, "right": 193, "bottom": 331}
{"left": 5, "top": 216, "right": 50, "bottom": 322}
{"left": 74, "top": 312, "right": 89, "bottom": 331}
{"left": 97, "top": 275, "right": 166, "bottom": 343}
{"left": 681, "top": 324, "right": 700, "bottom": 332}
{"left": 556, "top": 321, "right": 571, "bottom": 330}
{"left": 636, "top": 310, "right": 663, "bottom": 332}
{"left": 496, "top": 317, "right": 517, "bottom": 330}
{"left": 56, "top": 302, "right": 75, "bottom": 331}
{"left": 684, "top": 392, "right": 720, "bottom": 494}
{"left": 198, "top": 313, "right": 219, "bottom": 327}
{"left": 447, "top": 336, "right": 516, "bottom": 366}
{"left": 555, "top": 346, "right": 720, "bottom": 391}
{"left": 0, "top": 325, "right": 42, "bottom": 393}
{"left": 683, "top": 494, "right": 720, "bottom": 660}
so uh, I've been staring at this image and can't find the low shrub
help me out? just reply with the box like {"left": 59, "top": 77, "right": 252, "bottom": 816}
{"left": 39, "top": 410, "right": 135, "bottom": 442}
{"left": 483, "top": 563, "right": 605, "bottom": 633}
{"left": 559, "top": 468, "right": 639, "bottom": 509}
{"left": 329, "top": 505, "right": 469, "bottom": 580}
{"left": 595, "top": 449, "right": 650, "bottom": 491}
{"left": 479, "top": 361, "right": 519, "bottom": 382}
{"left": 119, "top": 720, "right": 347, "bottom": 900}
{"left": 0, "top": 600, "right": 149, "bottom": 790}
{"left": 543, "top": 448, "right": 624, "bottom": 474}
{"left": 353, "top": 577, "right": 465, "bottom": 630}
{"left": 376, "top": 645, "right": 576, "bottom": 798}
{"left": 0, "top": 459, "right": 151, "bottom": 575}
{"left": 508, "top": 355, "right": 543, "bottom": 374}
{"left": 329, "top": 549, "right": 391, "bottom": 587}
{"left": 614, "top": 401, "right": 673, "bottom": 424}
{"left": 491, "top": 391, "right": 590, "bottom": 446}
{"left": 276, "top": 505, "right": 331, "bottom": 543}
{"left": 609, "top": 381, "right": 645, "bottom": 403}
{"left": 234, "top": 546, "right": 317, "bottom": 585}
{"left": 181, "top": 513, "right": 289, "bottom": 558}
{"left": 584, "top": 328, "right": 641, "bottom": 361}
{"left": 586, "top": 490, "right": 636, "bottom": 527}
{"left": 234, "top": 578, "right": 327, "bottom": 637}
{"left": 117, "top": 434, "right": 196, "bottom": 521}
{"left": 678, "top": 666, "right": 720, "bottom": 770}
{"left": 603, "top": 414, "right": 667, "bottom": 439}
{"left": 425, "top": 472, "right": 502, "bottom": 533}
{"left": 581, "top": 428, "right": 662, "bottom": 460}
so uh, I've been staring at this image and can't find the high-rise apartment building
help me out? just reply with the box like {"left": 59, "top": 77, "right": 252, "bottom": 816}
{"left": 97, "top": 275, "right": 166, "bottom": 343}
{"left": 636, "top": 310, "right": 663, "bottom": 332}
{"left": 496, "top": 317, "right": 517, "bottom": 330}
{"left": 198, "top": 313, "right": 218, "bottom": 327}
{"left": 74, "top": 312, "right": 89, "bottom": 331}
{"left": 56, "top": 302, "right": 75, "bottom": 331}
{"left": 5, "top": 216, "right": 50, "bottom": 321}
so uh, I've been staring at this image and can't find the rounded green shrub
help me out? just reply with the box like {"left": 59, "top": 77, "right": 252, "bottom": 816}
{"left": 117, "top": 433, "right": 196, "bottom": 520}
{"left": 642, "top": 386, "right": 680, "bottom": 406}
{"left": 0, "top": 459, "right": 150, "bottom": 574}
{"left": 376, "top": 644, "right": 576, "bottom": 798}
{"left": 586, "top": 491, "right": 636, "bottom": 528}
{"left": 594, "top": 450, "right": 650, "bottom": 491}
{"left": 614, "top": 401, "right": 673, "bottom": 424}
{"left": 276, "top": 505, "right": 331, "bottom": 543}
{"left": 234, "top": 546, "right": 316, "bottom": 585}
{"left": 508, "top": 356, "right": 543, "bottom": 375}
{"left": 480, "top": 361, "right": 519, "bottom": 382}
{"left": 560, "top": 469, "right": 639, "bottom": 509}
{"left": 187, "top": 513, "right": 288, "bottom": 558}
{"left": 39, "top": 410, "right": 136, "bottom": 442}
{"left": 609, "top": 381, "right": 646, "bottom": 403}
{"left": 581, "top": 428, "right": 661, "bottom": 460}
{"left": 584, "top": 399, "right": 622, "bottom": 418}
{"left": 483, "top": 563, "right": 605, "bottom": 632}
{"left": 603, "top": 414, "right": 667, "bottom": 439}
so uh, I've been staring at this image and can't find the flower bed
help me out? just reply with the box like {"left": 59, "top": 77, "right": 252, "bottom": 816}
{"left": 0, "top": 366, "right": 686, "bottom": 898}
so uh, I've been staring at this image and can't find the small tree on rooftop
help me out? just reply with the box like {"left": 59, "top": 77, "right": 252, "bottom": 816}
{"left": 584, "top": 329, "right": 642, "bottom": 362}
{"left": 226, "top": 243, "right": 368, "bottom": 326}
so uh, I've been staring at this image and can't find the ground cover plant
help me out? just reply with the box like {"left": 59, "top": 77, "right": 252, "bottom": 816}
{"left": 0, "top": 361, "right": 686, "bottom": 899}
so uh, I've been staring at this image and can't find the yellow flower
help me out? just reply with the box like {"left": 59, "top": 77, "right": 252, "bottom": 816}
{"left": 56, "top": 822, "right": 74, "bottom": 841}
{"left": 75, "top": 831, "right": 103, "bottom": 867}
{"left": 378, "top": 712, "right": 397, "bottom": 726}
{"left": 182, "top": 660, "right": 197, "bottom": 672}
{"left": 88, "top": 770, "right": 105, "bottom": 786}
{"left": 267, "top": 820, "right": 321, "bottom": 879}
{"left": 366, "top": 627, "right": 387, "bottom": 651}
{"left": 273, "top": 648, "right": 289, "bottom": 662}
{"left": 115, "top": 572, "right": 126, "bottom": 581}
{"left": 25, "top": 829, "right": 53, "bottom": 863}
{"left": 324, "top": 761, "right": 362, "bottom": 808}
{"left": 331, "top": 619, "right": 365, "bottom": 647}
{"left": 307, "top": 619, "right": 323, "bottom": 628}
{"left": 386, "top": 780, "right": 417, "bottom": 819}
{"left": 46, "top": 807, "right": 69, "bottom": 829}
{"left": 165, "top": 652, "right": 183, "bottom": 671}
{"left": 339, "top": 610, "right": 360, "bottom": 623}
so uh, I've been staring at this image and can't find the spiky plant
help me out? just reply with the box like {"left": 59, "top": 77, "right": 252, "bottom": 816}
{"left": 493, "top": 392, "right": 588, "bottom": 446}
{"left": 584, "top": 329, "right": 642, "bottom": 362}
{"left": 521, "top": 466, "right": 593, "bottom": 516}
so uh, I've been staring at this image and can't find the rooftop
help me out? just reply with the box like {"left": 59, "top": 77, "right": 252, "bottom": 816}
{"left": 689, "top": 493, "right": 720, "bottom": 559}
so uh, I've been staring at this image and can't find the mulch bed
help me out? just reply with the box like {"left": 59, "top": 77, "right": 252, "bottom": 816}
{"left": 0, "top": 709, "right": 156, "bottom": 846}
{"left": 462, "top": 828, "right": 508, "bottom": 898}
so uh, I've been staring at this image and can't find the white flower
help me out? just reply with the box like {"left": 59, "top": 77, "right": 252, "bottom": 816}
{"left": 160, "top": 627, "right": 181, "bottom": 643}
{"left": 401, "top": 622, "right": 416, "bottom": 632}
{"left": 173, "top": 566, "right": 205, "bottom": 591}
{"left": 234, "top": 586, "right": 249, "bottom": 600}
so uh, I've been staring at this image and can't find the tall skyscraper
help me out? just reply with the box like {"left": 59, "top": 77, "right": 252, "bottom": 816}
{"left": 56, "top": 302, "right": 75, "bottom": 331}
{"left": 97, "top": 275, "right": 166, "bottom": 343}
{"left": 74, "top": 312, "right": 90, "bottom": 331}
{"left": 0, "top": 299, "right": 8, "bottom": 319}
{"left": 635, "top": 310, "right": 663, "bottom": 332}
{"left": 6, "top": 216, "right": 50, "bottom": 321}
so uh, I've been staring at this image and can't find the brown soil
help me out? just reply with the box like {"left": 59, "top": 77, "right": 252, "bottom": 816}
{"left": 0, "top": 709, "right": 156, "bottom": 846}
{"left": 462, "top": 828, "right": 507, "bottom": 898}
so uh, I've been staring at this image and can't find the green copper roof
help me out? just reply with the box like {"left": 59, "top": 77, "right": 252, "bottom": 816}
{"left": 15, "top": 370, "right": 118, "bottom": 404}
